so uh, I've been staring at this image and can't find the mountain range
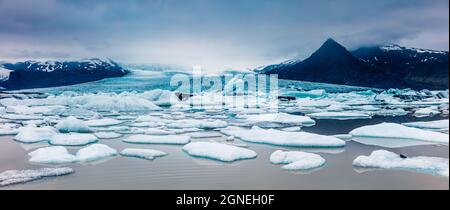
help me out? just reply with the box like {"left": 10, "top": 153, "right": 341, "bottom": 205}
{"left": 0, "top": 58, "right": 129, "bottom": 90}
{"left": 260, "top": 39, "right": 449, "bottom": 90}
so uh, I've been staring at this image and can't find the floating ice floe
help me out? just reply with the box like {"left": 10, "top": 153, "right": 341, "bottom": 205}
{"left": 129, "top": 121, "right": 164, "bottom": 128}
{"left": 1, "top": 114, "right": 41, "bottom": 121}
{"left": 414, "top": 107, "right": 440, "bottom": 117}
{"left": 83, "top": 95, "right": 162, "bottom": 112}
{"left": 306, "top": 112, "right": 371, "bottom": 120}
{"left": 402, "top": 120, "right": 449, "bottom": 131}
{"left": 120, "top": 148, "right": 167, "bottom": 160}
{"left": 94, "top": 132, "right": 123, "bottom": 139}
{"left": 221, "top": 126, "right": 345, "bottom": 147}
{"left": 49, "top": 133, "right": 98, "bottom": 146}
{"left": 0, "top": 125, "right": 20, "bottom": 136}
{"left": 282, "top": 89, "right": 327, "bottom": 99}
{"left": 182, "top": 142, "right": 257, "bottom": 162}
{"left": 123, "top": 134, "right": 190, "bottom": 145}
{"left": 75, "top": 144, "right": 118, "bottom": 163}
{"left": 373, "top": 108, "right": 409, "bottom": 116}
{"left": 166, "top": 119, "right": 228, "bottom": 129}
{"left": 187, "top": 132, "right": 222, "bottom": 138}
{"left": 144, "top": 128, "right": 176, "bottom": 135}
{"left": 350, "top": 123, "right": 449, "bottom": 146}
{"left": 14, "top": 126, "right": 57, "bottom": 143}
{"left": 0, "top": 167, "right": 74, "bottom": 187}
{"left": 270, "top": 150, "right": 326, "bottom": 170}
{"left": 239, "top": 113, "right": 316, "bottom": 127}
{"left": 56, "top": 116, "right": 92, "bottom": 133}
{"left": 281, "top": 127, "right": 301, "bottom": 132}
{"left": 353, "top": 150, "right": 449, "bottom": 177}
{"left": 28, "top": 146, "right": 77, "bottom": 164}
{"left": 85, "top": 118, "right": 123, "bottom": 127}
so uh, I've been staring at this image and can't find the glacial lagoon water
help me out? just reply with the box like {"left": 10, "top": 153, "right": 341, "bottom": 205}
{"left": 1, "top": 69, "right": 448, "bottom": 190}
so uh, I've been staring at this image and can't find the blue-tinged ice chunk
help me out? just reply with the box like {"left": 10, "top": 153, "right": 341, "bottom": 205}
{"left": 14, "top": 126, "right": 57, "bottom": 143}
{"left": 28, "top": 146, "right": 77, "bottom": 164}
{"left": 94, "top": 132, "right": 123, "bottom": 139}
{"left": 56, "top": 116, "right": 93, "bottom": 133}
{"left": 120, "top": 148, "right": 167, "bottom": 160}
{"left": 85, "top": 118, "right": 123, "bottom": 127}
{"left": 75, "top": 144, "right": 118, "bottom": 163}
{"left": 270, "top": 150, "right": 326, "bottom": 170}
{"left": 238, "top": 113, "right": 316, "bottom": 127}
{"left": 350, "top": 123, "right": 449, "bottom": 145}
{"left": 183, "top": 142, "right": 257, "bottom": 162}
{"left": 353, "top": 150, "right": 449, "bottom": 177}
{"left": 49, "top": 133, "right": 98, "bottom": 146}
{"left": 123, "top": 134, "right": 190, "bottom": 145}
{"left": 0, "top": 167, "right": 74, "bottom": 187}
{"left": 402, "top": 120, "right": 449, "bottom": 131}
{"left": 221, "top": 126, "right": 345, "bottom": 148}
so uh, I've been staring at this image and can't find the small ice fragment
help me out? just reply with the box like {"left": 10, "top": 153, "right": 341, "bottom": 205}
{"left": 28, "top": 146, "right": 77, "bottom": 164}
{"left": 0, "top": 167, "right": 74, "bottom": 187}
{"left": 56, "top": 116, "right": 92, "bottom": 133}
{"left": 183, "top": 142, "right": 257, "bottom": 162}
{"left": 85, "top": 118, "right": 123, "bottom": 127}
{"left": 270, "top": 150, "right": 326, "bottom": 170}
{"left": 75, "top": 144, "right": 118, "bottom": 163}
{"left": 50, "top": 133, "right": 98, "bottom": 146}
{"left": 123, "top": 134, "right": 190, "bottom": 145}
{"left": 120, "top": 148, "right": 167, "bottom": 160}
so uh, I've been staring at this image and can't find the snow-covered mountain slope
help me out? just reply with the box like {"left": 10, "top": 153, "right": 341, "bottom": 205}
{"left": 0, "top": 58, "right": 129, "bottom": 90}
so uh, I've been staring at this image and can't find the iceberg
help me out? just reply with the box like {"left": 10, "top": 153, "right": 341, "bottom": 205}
{"left": 239, "top": 113, "right": 316, "bottom": 127}
{"left": 28, "top": 146, "right": 77, "bottom": 164}
{"left": 1, "top": 114, "right": 41, "bottom": 121}
{"left": 75, "top": 144, "right": 118, "bottom": 163}
{"left": 14, "top": 126, "right": 57, "bottom": 143}
{"left": 83, "top": 95, "right": 162, "bottom": 112}
{"left": 120, "top": 148, "right": 167, "bottom": 160}
{"left": 123, "top": 134, "right": 190, "bottom": 145}
{"left": 0, "top": 167, "right": 74, "bottom": 187}
{"left": 129, "top": 121, "right": 164, "bottom": 128}
{"left": 144, "top": 128, "right": 176, "bottom": 135}
{"left": 307, "top": 112, "right": 371, "bottom": 120}
{"left": 56, "top": 116, "right": 93, "bottom": 133}
{"left": 85, "top": 118, "right": 123, "bottom": 127}
{"left": 182, "top": 142, "right": 257, "bottom": 162}
{"left": 414, "top": 107, "right": 440, "bottom": 117}
{"left": 166, "top": 119, "right": 228, "bottom": 129}
{"left": 350, "top": 123, "right": 449, "bottom": 145}
{"left": 281, "top": 127, "right": 301, "bottom": 132}
{"left": 94, "top": 132, "right": 123, "bottom": 139}
{"left": 221, "top": 126, "right": 345, "bottom": 147}
{"left": 49, "top": 133, "right": 98, "bottom": 146}
{"left": 402, "top": 120, "right": 449, "bottom": 131}
{"left": 0, "top": 125, "right": 19, "bottom": 136}
{"left": 270, "top": 150, "right": 326, "bottom": 170}
{"left": 353, "top": 150, "right": 449, "bottom": 177}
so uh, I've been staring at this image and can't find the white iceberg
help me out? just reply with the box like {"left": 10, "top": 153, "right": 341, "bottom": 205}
{"left": 182, "top": 142, "right": 257, "bottom": 162}
{"left": 281, "top": 127, "right": 301, "bottom": 132}
{"left": 221, "top": 126, "right": 345, "bottom": 147}
{"left": 306, "top": 112, "right": 371, "bottom": 120}
{"left": 350, "top": 123, "right": 449, "bottom": 145}
{"left": 123, "top": 134, "right": 190, "bottom": 145}
{"left": 50, "top": 133, "right": 98, "bottom": 146}
{"left": 75, "top": 144, "right": 118, "bottom": 163}
{"left": 94, "top": 132, "right": 123, "bottom": 139}
{"left": 14, "top": 126, "right": 57, "bottom": 143}
{"left": 414, "top": 107, "right": 440, "bottom": 117}
{"left": 144, "top": 128, "right": 176, "bottom": 135}
{"left": 56, "top": 116, "right": 93, "bottom": 133}
{"left": 0, "top": 167, "right": 74, "bottom": 187}
{"left": 83, "top": 95, "right": 162, "bottom": 112}
{"left": 129, "top": 121, "right": 164, "bottom": 128}
{"left": 28, "top": 146, "right": 77, "bottom": 164}
{"left": 0, "top": 125, "right": 19, "bottom": 136}
{"left": 120, "top": 148, "right": 167, "bottom": 160}
{"left": 270, "top": 150, "right": 326, "bottom": 170}
{"left": 353, "top": 150, "right": 449, "bottom": 177}
{"left": 402, "top": 120, "right": 449, "bottom": 131}
{"left": 239, "top": 113, "right": 316, "bottom": 126}
{"left": 85, "top": 118, "right": 123, "bottom": 127}
{"left": 166, "top": 119, "right": 228, "bottom": 129}
{"left": 1, "top": 114, "right": 41, "bottom": 121}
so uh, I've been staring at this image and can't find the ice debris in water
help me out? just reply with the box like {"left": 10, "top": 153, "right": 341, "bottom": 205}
{"left": 353, "top": 150, "right": 449, "bottom": 177}
{"left": 238, "top": 113, "right": 316, "bottom": 127}
{"left": 56, "top": 116, "right": 92, "bottom": 133}
{"left": 182, "top": 142, "right": 257, "bottom": 162}
{"left": 123, "top": 134, "right": 191, "bottom": 145}
{"left": 120, "top": 148, "right": 167, "bottom": 160}
{"left": 49, "top": 133, "right": 98, "bottom": 146}
{"left": 270, "top": 150, "right": 326, "bottom": 170}
{"left": 14, "top": 126, "right": 57, "bottom": 143}
{"left": 0, "top": 167, "right": 74, "bottom": 187}
{"left": 75, "top": 144, "right": 118, "bottom": 163}
{"left": 83, "top": 95, "right": 162, "bottom": 112}
{"left": 413, "top": 107, "right": 440, "bottom": 117}
{"left": 350, "top": 123, "right": 449, "bottom": 144}
{"left": 28, "top": 146, "right": 77, "bottom": 164}
{"left": 306, "top": 112, "right": 371, "bottom": 120}
{"left": 166, "top": 119, "right": 228, "bottom": 129}
{"left": 221, "top": 126, "right": 345, "bottom": 147}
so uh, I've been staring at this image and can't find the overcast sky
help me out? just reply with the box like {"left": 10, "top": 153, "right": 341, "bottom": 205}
{"left": 0, "top": 0, "right": 448, "bottom": 70}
